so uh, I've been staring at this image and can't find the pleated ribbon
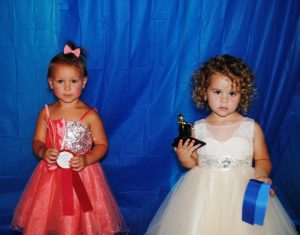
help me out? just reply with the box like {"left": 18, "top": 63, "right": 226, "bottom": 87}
{"left": 60, "top": 168, "right": 93, "bottom": 215}
{"left": 242, "top": 179, "right": 271, "bottom": 225}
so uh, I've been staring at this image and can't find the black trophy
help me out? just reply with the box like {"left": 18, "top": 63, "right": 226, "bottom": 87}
{"left": 172, "top": 114, "right": 206, "bottom": 148}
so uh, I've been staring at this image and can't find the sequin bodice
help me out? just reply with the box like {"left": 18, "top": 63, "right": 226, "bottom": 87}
{"left": 46, "top": 118, "right": 92, "bottom": 155}
{"left": 194, "top": 118, "right": 254, "bottom": 170}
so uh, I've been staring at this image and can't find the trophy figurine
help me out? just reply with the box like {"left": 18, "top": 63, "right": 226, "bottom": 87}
{"left": 172, "top": 114, "right": 206, "bottom": 148}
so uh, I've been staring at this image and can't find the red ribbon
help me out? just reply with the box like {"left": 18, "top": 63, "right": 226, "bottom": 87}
{"left": 60, "top": 168, "right": 93, "bottom": 215}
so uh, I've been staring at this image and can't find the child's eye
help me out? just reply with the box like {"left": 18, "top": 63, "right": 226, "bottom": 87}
{"left": 57, "top": 80, "right": 63, "bottom": 84}
{"left": 71, "top": 79, "right": 79, "bottom": 84}
{"left": 229, "top": 92, "right": 237, "bottom": 96}
{"left": 213, "top": 90, "right": 221, "bottom": 95}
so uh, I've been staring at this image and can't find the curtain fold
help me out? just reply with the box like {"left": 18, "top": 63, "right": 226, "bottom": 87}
{"left": 0, "top": 0, "right": 299, "bottom": 234}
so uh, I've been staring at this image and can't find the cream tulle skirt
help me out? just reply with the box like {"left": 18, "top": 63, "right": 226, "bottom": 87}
{"left": 146, "top": 166, "right": 298, "bottom": 235}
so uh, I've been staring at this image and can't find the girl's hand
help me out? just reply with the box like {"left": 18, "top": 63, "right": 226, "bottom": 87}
{"left": 43, "top": 148, "right": 59, "bottom": 164}
{"left": 175, "top": 139, "right": 201, "bottom": 162}
{"left": 70, "top": 155, "right": 86, "bottom": 172}
{"left": 255, "top": 177, "right": 276, "bottom": 197}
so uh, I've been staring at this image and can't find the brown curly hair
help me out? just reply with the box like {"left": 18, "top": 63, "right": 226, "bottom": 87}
{"left": 192, "top": 54, "right": 255, "bottom": 114}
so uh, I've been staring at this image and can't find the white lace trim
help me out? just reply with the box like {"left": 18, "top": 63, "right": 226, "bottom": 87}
{"left": 194, "top": 118, "right": 254, "bottom": 142}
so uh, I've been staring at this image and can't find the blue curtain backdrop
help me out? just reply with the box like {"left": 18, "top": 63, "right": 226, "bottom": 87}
{"left": 0, "top": 0, "right": 299, "bottom": 234}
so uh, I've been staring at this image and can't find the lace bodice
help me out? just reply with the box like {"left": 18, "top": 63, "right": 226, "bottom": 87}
{"left": 194, "top": 118, "right": 254, "bottom": 170}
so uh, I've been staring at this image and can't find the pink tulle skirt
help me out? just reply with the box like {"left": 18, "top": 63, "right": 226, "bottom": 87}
{"left": 12, "top": 161, "right": 128, "bottom": 235}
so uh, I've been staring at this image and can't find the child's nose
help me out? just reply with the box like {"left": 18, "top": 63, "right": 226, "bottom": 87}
{"left": 64, "top": 82, "right": 71, "bottom": 90}
{"left": 221, "top": 94, "right": 228, "bottom": 102}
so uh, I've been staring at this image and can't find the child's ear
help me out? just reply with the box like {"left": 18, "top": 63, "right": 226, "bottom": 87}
{"left": 48, "top": 78, "right": 53, "bottom": 89}
{"left": 82, "top": 77, "right": 87, "bottom": 88}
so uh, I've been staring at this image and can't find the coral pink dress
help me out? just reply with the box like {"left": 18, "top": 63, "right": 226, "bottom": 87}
{"left": 12, "top": 105, "right": 128, "bottom": 235}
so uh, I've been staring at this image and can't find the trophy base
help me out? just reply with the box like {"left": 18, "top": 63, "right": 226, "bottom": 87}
{"left": 172, "top": 136, "right": 206, "bottom": 148}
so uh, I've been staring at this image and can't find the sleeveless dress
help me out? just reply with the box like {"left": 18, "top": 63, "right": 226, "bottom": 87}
{"left": 12, "top": 105, "right": 128, "bottom": 235}
{"left": 146, "top": 118, "right": 298, "bottom": 235}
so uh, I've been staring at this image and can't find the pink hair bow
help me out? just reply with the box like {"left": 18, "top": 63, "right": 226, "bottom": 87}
{"left": 64, "top": 45, "right": 80, "bottom": 57}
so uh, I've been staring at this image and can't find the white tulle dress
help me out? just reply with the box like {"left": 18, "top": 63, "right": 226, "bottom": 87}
{"left": 146, "top": 118, "right": 298, "bottom": 235}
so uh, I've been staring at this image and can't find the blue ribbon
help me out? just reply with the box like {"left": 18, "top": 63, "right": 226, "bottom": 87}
{"left": 242, "top": 179, "right": 271, "bottom": 225}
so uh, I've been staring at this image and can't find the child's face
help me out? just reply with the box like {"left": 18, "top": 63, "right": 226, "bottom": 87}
{"left": 205, "top": 72, "right": 241, "bottom": 118}
{"left": 48, "top": 64, "right": 87, "bottom": 104}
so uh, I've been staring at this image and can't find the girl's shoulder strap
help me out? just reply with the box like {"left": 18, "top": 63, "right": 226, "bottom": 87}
{"left": 45, "top": 104, "right": 50, "bottom": 119}
{"left": 193, "top": 119, "right": 208, "bottom": 139}
{"left": 79, "top": 108, "right": 96, "bottom": 122}
{"left": 238, "top": 117, "right": 254, "bottom": 139}
{"left": 194, "top": 119, "right": 205, "bottom": 127}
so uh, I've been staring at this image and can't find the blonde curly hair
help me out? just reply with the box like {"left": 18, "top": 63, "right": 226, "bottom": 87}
{"left": 192, "top": 54, "right": 255, "bottom": 114}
